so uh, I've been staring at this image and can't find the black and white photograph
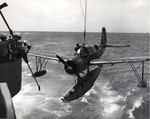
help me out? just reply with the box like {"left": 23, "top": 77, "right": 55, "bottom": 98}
{"left": 0, "top": 0, "right": 149, "bottom": 119}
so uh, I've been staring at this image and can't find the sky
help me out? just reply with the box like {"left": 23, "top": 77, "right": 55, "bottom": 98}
{"left": 0, "top": 0, "right": 149, "bottom": 32}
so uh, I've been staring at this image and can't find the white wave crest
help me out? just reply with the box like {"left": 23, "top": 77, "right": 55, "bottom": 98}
{"left": 80, "top": 86, "right": 98, "bottom": 104}
{"left": 127, "top": 97, "right": 144, "bottom": 119}
{"left": 98, "top": 81, "right": 126, "bottom": 119}
{"left": 40, "top": 97, "right": 72, "bottom": 117}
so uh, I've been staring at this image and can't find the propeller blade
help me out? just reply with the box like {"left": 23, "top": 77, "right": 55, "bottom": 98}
{"left": 56, "top": 55, "right": 66, "bottom": 65}
{"left": 56, "top": 55, "right": 76, "bottom": 74}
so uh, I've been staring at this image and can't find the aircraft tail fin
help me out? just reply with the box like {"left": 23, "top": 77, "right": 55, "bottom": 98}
{"left": 100, "top": 27, "right": 107, "bottom": 46}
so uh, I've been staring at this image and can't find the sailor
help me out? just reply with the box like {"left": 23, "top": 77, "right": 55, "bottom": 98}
{"left": 21, "top": 40, "right": 31, "bottom": 53}
{"left": 74, "top": 43, "right": 82, "bottom": 55}
{"left": 8, "top": 33, "right": 22, "bottom": 59}
{"left": 18, "top": 40, "right": 31, "bottom": 63}
{"left": 74, "top": 43, "right": 81, "bottom": 52}
{"left": 0, "top": 33, "right": 9, "bottom": 59}
{"left": 0, "top": 33, "right": 7, "bottom": 42}
{"left": 79, "top": 46, "right": 88, "bottom": 57}
{"left": 13, "top": 33, "right": 22, "bottom": 48}
{"left": 13, "top": 33, "right": 21, "bottom": 41}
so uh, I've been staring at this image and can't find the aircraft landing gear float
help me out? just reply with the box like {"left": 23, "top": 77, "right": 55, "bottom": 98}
{"left": 61, "top": 66, "right": 101, "bottom": 103}
{"left": 137, "top": 81, "right": 147, "bottom": 88}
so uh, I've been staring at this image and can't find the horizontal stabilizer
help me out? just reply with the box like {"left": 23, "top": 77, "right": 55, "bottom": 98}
{"left": 106, "top": 44, "right": 130, "bottom": 47}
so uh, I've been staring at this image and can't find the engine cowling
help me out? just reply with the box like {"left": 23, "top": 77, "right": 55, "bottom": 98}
{"left": 64, "top": 56, "right": 89, "bottom": 74}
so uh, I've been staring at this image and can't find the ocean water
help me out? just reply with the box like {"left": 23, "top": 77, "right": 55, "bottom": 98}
{"left": 12, "top": 32, "right": 149, "bottom": 119}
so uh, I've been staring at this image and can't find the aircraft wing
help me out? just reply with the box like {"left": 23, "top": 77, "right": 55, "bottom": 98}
{"left": 28, "top": 52, "right": 59, "bottom": 61}
{"left": 90, "top": 56, "right": 150, "bottom": 65}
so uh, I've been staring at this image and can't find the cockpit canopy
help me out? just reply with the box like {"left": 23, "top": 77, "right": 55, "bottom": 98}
{"left": 76, "top": 45, "right": 98, "bottom": 57}
{"left": 76, "top": 47, "right": 87, "bottom": 57}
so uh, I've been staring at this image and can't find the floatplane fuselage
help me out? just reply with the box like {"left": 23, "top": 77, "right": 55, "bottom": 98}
{"left": 56, "top": 27, "right": 107, "bottom": 76}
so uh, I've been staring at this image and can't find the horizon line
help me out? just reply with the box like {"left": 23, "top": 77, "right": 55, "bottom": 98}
{"left": 0, "top": 30, "right": 149, "bottom": 34}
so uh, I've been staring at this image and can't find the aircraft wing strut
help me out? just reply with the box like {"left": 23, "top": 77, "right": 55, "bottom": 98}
{"left": 27, "top": 52, "right": 68, "bottom": 78}
{"left": 91, "top": 56, "right": 150, "bottom": 88}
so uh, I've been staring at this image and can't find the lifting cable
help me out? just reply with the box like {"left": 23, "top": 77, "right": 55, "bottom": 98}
{"left": 78, "top": 0, "right": 85, "bottom": 20}
{"left": 78, "top": 0, "right": 87, "bottom": 46}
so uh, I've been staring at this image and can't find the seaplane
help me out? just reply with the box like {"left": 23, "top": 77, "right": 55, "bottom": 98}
{"left": 28, "top": 27, "right": 150, "bottom": 103}
{"left": 26, "top": 0, "right": 150, "bottom": 103}
{"left": 27, "top": 1, "right": 150, "bottom": 103}
{"left": 0, "top": 1, "right": 149, "bottom": 107}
